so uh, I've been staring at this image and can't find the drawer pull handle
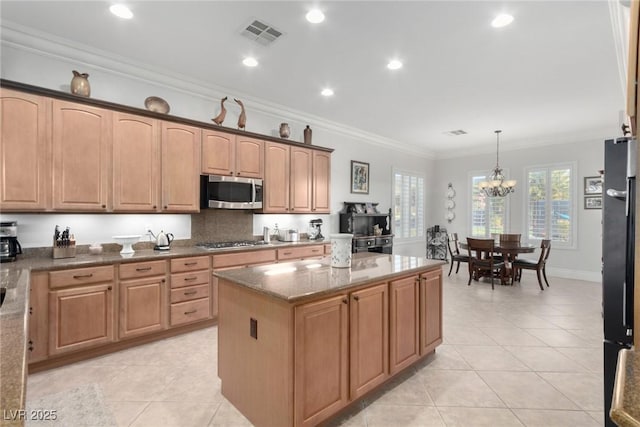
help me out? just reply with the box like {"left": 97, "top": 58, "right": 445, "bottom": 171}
{"left": 283, "top": 252, "right": 292, "bottom": 255}
{"left": 184, "top": 309, "right": 197, "bottom": 315}
{"left": 184, "top": 290, "right": 198, "bottom": 295}
{"left": 136, "top": 267, "right": 152, "bottom": 272}
{"left": 184, "top": 276, "right": 198, "bottom": 281}
{"left": 312, "top": 249, "right": 320, "bottom": 253}
{"left": 184, "top": 262, "right": 198, "bottom": 266}
{"left": 73, "top": 273, "right": 93, "bottom": 279}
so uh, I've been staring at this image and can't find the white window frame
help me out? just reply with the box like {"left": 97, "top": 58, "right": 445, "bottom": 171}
{"left": 468, "top": 170, "right": 510, "bottom": 238}
{"left": 523, "top": 162, "right": 577, "bottom": 249}
{"left": 392, "top": 168, "right": 425, "bottom": 242}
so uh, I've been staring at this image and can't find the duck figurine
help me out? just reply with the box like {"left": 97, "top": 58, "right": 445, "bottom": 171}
{"left": 235, "top": 98, "right": 246, "bottom": 129}
{"left": 211, "top": 96, "right": 227, "bottom": 125}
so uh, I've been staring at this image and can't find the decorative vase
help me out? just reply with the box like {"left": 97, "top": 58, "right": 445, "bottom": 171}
{"left": 279, "top": 123, "right": 291, "bottom": 139}
{"left": 330, "top": 233, "right": 353, "bottom": 268}
{"left": 303, "top": 125, "right": 312, "bottom": 145}
{"left": 70, "top": 70, "right": 91, "bottom": 97}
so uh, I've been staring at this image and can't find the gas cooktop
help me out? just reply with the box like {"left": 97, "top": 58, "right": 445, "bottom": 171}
{"left": 197, "top": 240, "right": 269, "bottom": 250}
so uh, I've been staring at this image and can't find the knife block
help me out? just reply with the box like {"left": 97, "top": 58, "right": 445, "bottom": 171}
{"left": 53, "top": 239, "right": 76, "bottom": 259}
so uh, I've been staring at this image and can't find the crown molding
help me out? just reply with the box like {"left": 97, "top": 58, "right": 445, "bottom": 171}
{"left": 0, "top": 21, "right": 435, "bottom": 159}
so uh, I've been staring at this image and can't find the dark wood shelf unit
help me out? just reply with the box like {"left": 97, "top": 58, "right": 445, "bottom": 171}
{"left": 339, "top": 202, "right": 393, "bottom": 254}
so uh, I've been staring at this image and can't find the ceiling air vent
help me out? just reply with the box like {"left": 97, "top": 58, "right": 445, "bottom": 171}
{"left": 444, "top": 129, "right": 468, "bottom": 136}
{"left": 241, "top": 19, "right": 284, "bottom": 46}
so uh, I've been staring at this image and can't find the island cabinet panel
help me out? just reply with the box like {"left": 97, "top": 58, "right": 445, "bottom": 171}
{"left": 389, "top": 275, "right": 420, "bottom": 374}
{"left": 29, "top": 272, "right": 50, "bottom": 362}
{"left": 419, "top": 269, "right": 443, "bottom": 355}
{"left": 52, "top": 100, "right": 112, "bottom": 211}
{"left": 294, "top": 294, "right": 349, "bottom": 427}
{"left": 112, "top": 113, "right": 160, "bottom": 212}
{"left": 119, "top": 276, "right": 167, "bottom": 339}
{"left": 349, "top": 283, "right": 389, "bottom": 399}
{"left": 161, "top": 122, "right": 201, "bottom": 212}
{"left": 0, "top": 88, "right": 50, "bottom": 211}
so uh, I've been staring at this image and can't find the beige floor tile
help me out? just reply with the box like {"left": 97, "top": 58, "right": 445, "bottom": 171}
{"left": 151, "top": 371, "right": 223, "bottom": 404}
{"left": 106, "top": 401, "right": 149, "bottom": 427}
{"left": 499, "top": 314, "right": 559, "bottom": 329}
{"left": 129, "top": 401, "right": 217, "bottom": 427}
{"left": 588, "top": 410, "right": 603, "bottom": 424}
{"left": 322, "top": 405, "right": 367, "bottom": 427}
{"left": 102, "top": 365, "right": 179, "bottom": 402}
{"left": 479, "top": 327, "right": 548, "bottom": 346}
{"left": 455, "top": 345, "right": 530, "bottom": 371}
{"left": 523, "top": 328, "right": 590, "bottom": 347}
{"left": 364, "top": 404, "right": 444, "bottom": 427}
{"left": 365, "top": 374, "right": 434, "bottom": 406}
{"left": 208, "top": 401, "right": 252, "bottom": 426}
{"left": 555, "top": 347, "right": 603, "bottom": 373}
{"left": 503, "top": 346, "right": 586, "bottom": 372}
{"left": 478, "top": 372, "right": 579, "bottom": 410}
{"left": 27, "top": 365, "right": 125, "bottom": 399}
{"left": 419, "top": 370, "right": 505, "bottom": 408}
{"left": 537, "top": 372, "right": 603, "bottom": 411}
{"left": 437, "top": 407, "right": 524, "bottom": 426}
{"left": 512, "top": 408, "right": 601, "bottom": 427}
{"left": 442, "top": 327, "right": 498, "bottom": 346}
{"left": 420, "top": 345, "right": 472, "bottom": 370}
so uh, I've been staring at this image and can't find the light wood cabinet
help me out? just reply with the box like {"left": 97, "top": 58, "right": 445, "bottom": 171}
{"left": 312, "top": 150, "right": 331, "bottom": 213}
{"left": 161, "top": 122, "right": 201, "bottom": 212}
{"left": 0, "top": 89, "right": 50, "bottom": 211}
{"left": 389, "top": 274, "right": 420, "bottom": 374}
{"left": 290, "top": 146, "right": 312, "bottom": 213}
{"left": 294, "top": 294, "right": 349, "bottom": 427}
{"left": 52, "top": 99, "right": 112, "bottom": 211}
{"left": 202, "top": 130, "right": 263, "bottom": 178}
{"left": 276, "top": 245, "right": 324, "bottom": 261}
{"left": 419, "top": 269, "right": 443, "bottom": 355}
{"left": 29, "top": 272, "right": 49, "bottom": 362}
{"left": 263, "top": 141, "right": 290, "bottom": 212}
{"left": 349, "top": 283, "right": 388, "bottom": 399}
{"left": 112, "top": 113, "right": 161, "bottom": 211}
{"left": 169, "top": 256, "right": 211, "bottom": 326}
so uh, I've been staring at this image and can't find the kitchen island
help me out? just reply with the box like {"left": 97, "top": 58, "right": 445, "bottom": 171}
{"left": 215, "top": 253, "right": 445, "bottom": 427}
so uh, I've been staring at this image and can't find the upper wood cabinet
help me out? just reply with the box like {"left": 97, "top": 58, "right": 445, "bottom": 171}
{"left": 290, "top": 146, "right": 312, "bottom": 213}
{"left": 112, "top": 113, "right": 161, "bottom": 212}
{"left": 161, "top": 122, "right": 201, "bottom": 212}
{"left": 312, "top": 150, "right": 331, "bottom": 213}
{"left": 0, "top": 89, "right": 51, "bottom": 211}
{"left": 52, "top": 99, "right": 112, "bottom": 211}
{"left": 263, "top": 141, "right": 290, "bottom": 213}
{"left": 202, "top": 130, "right": 263, "bottom": 178}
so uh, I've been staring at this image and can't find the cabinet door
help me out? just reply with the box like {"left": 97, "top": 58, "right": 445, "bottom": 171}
{"left": 389, "top": 275, "right": 420, "bottom": 374}
{"left": 290, "top": 146, "right": 312, "bottom": 213}
{"left": 263, "top": 142, "right": 289, "bottom": 213}
{"left": 161, "top": 122, "right": 201, "bottom": 212}
{"left": 113, "top": 113, "right": 160, "bottom": 211}
{"left": 201, "top": 129, "right": 234, "bottom": 176}
{"left": 0, "top": 89, "right": 50, "bottom": 211}
{"left": 52, "top": 100, "right": 112, "bottom": 211}
{"left": 49, "top": 283, "right": 115, "bottom": 355}
{"left": 235, "top": 136, "right": 263, "bottom": 178}
{"left": 349, "top": 283, "right": 388, "bottom": 399}
{"left": 312, "top": 150, "right": 331, "bottom": 213}
{"left": 419, "top": 269, "right": 443, "bottom": 355}
{"left": 119, "top": 276, "right": 167, "bottom": 339}
{"left": 294, "top": 294, "right": 348, "bottom": 427}
{"left": 29, "top": 272, "right": 49, "bottom": 362}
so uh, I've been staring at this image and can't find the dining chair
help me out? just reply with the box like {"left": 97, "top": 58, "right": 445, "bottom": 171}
{"left": 446, "top": 233, "right": 470, "bottom": 276}
{"left": 512, "top": 239, "right": 551, "bottom": 290}
{"left": 466, "top": 238, "right": 506, "bottom": 290}
{"left": 499, "top": 234, "right": 522, "bottom": 244}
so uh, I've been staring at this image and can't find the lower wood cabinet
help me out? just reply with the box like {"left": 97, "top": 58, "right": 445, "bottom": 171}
{"left": 29, "top": 272, "right": 49, "bottom": 362}
{"left": 169, "top": 256, "right": 211, "bottom": 327}
{"left": 119, "top": 276, "right": 167, "bottom": 339}
{"left": 389, "top": 275, "right": 420, "bottom": 374}
{"left": 420, "top": 269, "right": 443, "bottom": 354}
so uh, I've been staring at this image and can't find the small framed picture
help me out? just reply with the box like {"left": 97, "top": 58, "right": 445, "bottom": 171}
{"left": 584, "top": 196, "right": 602, "bottom": 209}
{"left": 351, "top": 160, "right": 370, "bottom": 194}
{"left": 584, "top": 176, "right": 603, "bottom": 195}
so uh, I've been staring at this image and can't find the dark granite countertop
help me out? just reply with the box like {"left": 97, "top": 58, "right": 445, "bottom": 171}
{"left": 611, "top": 348, "right": 640, "bottom": 427}
{"left": 214, "top": 253, "right": 446, "bottom": 302}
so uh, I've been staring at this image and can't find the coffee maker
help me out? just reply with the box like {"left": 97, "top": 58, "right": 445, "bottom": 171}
{"left": 308, "top": 219, "right": 324, "bottom": 240}
{"left": 0, "top": 221, "right": 22, "bottom": 262}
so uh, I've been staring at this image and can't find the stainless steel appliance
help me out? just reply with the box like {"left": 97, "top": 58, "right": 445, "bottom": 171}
{"left": 603, "top": 137, "right": 635, "bottom": 426}
{"left": 309, "top": 219, "right": 324, "bottom": 240}
{"left": 0, "top": 221, "right": 22, "bottom": 262}
{"left": 200, "top": 175, "right": 263, "bottom": 209}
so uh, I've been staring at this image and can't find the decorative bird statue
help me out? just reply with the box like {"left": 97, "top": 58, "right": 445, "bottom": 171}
{"left": 235, "top": 98, "right": 246, "bottom": 130}
{"left": 211, "top": 96, "right": 227, "bottom": 125}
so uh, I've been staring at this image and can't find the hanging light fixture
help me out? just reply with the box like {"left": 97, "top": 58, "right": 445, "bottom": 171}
{"left": 478, "top": 130, "right": 516, "bottom": 197}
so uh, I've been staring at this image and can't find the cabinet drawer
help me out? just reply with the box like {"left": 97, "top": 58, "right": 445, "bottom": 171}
{"left": 324, "top": 243, "right": 331, "bottom": 254}
{"left": 119, "top": 260, "right": 166, "bottom": 279}
{"left": 277, "top": 245, "right": 324, "bottom": 261}
{"left": 171, "top": 270, "right": 210, "bottom": 288}
{"left": 171, "top": 298, "right": 210, "bottom": 326}
{"left": 212, "top": 249, "right": 276, "bottom": 268}
{"left": 355, "top": 238, "right": 376, "bottom": 248}
{"left": 170, "top": 256, "right": 210, "bottom": 273}
{"left": 49, "top": 266, "right": 114, "bottom": 289}
{"left": 375, "top": 236, "right": 393, "bottom": 246}
{"left": 171, "top": 284, "right": 209, "bottom": 303}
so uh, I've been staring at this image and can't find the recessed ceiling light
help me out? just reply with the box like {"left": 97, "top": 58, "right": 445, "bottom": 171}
{"left": 242, "top": 57, "right": 258, "bottom": 67}
{"left": 306, "top": 9, "right": 325, "bottom": 24}
{"left": 321, "top": 88, "right": 334, "bottom": 97}
{"left": 387, "top": 60, "right": 403, "bottom": 70}
{"left": 491, "top": 13, "right": 513, "bottom": 28}
{"left": 109, "top": 4, "right": 133, "bottom": 19}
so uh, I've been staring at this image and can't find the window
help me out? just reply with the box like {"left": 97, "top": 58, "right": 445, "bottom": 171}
{"left": 525, "top": 163, "right": 576, "bottom": 247}
{"left": 469, "top": 173, "right": 508, "bottom": 237}
{"left": 393, "top": 170, "right": 424, "bottom": 240}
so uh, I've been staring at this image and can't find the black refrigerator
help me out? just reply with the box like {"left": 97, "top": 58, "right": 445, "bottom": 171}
{"left": 602, "top": 137, "right": 636, "bottom": 427}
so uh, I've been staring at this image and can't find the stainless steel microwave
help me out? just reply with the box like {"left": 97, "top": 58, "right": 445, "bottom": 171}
{"left": 200, "top": 175, "right": 263, "bottom": 209}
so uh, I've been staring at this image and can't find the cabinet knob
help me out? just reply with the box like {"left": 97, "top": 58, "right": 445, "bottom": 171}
{"left": 342, "top": 298, "right": 348, "bottom": 304}
{"left": 164, "top": 206, "right": 168, "bottom": 209}
{"left": 229, "top": 171, "right": 233, "bottom": 175}
{"left": 102, "top": 204, "right": 106, "bottom": 209}
{"left": 353, "top": 295, "right": 359, "bottom": 301}
{"left": 153, "top": 205, "right": 157, "bottom": 209}
{"left": 107, "top": 286, "right": 112, "bottom": 291}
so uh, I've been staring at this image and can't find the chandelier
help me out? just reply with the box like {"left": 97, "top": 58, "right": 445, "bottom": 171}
{"left": 478, "top": 130, "right": 516, "bottom": 197}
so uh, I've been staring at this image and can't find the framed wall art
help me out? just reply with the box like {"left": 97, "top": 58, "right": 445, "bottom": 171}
{"left": 584, "top": 196, "right": 602, "bottom": 209}
{"left": 584, "top": 176, "right": 603, "bottom": 195}
{"left": 351, "top": 160, "right": 370, "bottom": 194}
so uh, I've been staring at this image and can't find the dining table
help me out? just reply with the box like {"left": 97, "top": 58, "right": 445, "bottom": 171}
{"left": 459, "top": 240, "right": 536, "bottom": 285}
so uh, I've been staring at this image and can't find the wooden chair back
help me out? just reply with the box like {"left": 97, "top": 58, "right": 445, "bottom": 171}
{"left": 538, "top": 239, "right": 551, "bottom": 265}
{"left": 499, "top": 234, "right": 521, "bottom": 244}
{"left": 447, "top": 233, "right": 460, "bottom": 257}
{"left": 466, "top": 238, "right": 496, "bottom": 260}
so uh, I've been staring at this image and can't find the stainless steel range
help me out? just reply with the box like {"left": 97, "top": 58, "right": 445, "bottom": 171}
{"left": 197, "top": 240, "right": 269, "bottom": 250}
